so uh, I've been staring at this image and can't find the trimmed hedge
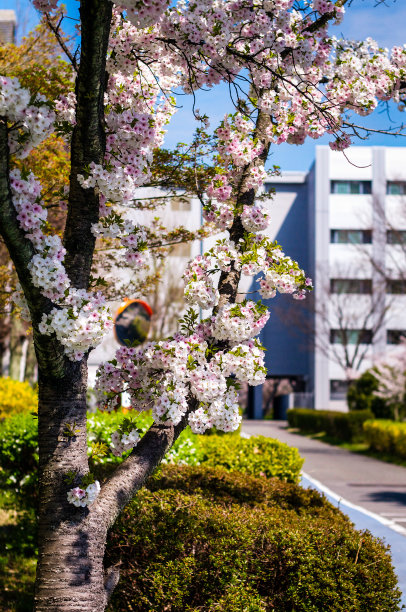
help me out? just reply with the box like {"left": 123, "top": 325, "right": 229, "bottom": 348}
{"left": 0, "top": 377, "right": 37, "bottom": 419}
{"left": 287, "top": 408, "right": 373, "bottom": 442}
{"left": 363, "top": 420, "right": 406, "bottom": 460}
{"left": 200, "top": 434, "right": 303, "bottom": 483}
{"left": 106, "top": 465, "right": 402, "bottom": 612}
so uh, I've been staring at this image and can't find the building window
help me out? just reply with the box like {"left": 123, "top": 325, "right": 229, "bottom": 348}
{"left": 330, "top": 279, "right": 372, "bottom": 294}
{"left": 330, "top": 329, "right": 373, "bottom": 345}
{"left": 387, "top": 330, "right": 406, "bottom": 344}
{"left": 330, "top": 229, "right": 372, "bottom": 244}
{"left": 330, "top": 380, "right": 349, "bottom": 400}
{"left": 171, "top": 197, "right": 191, "bottom": 211}
{"left": 331, "top": 180, "right": 372, "bottom": 195}
{"left": 387, "top": 279, "right": 406, "bottom": 294}
{"left": 387, "top": 181, "right": 406, "bottom": 195}
{"left": 387, "top": 230, "right": 406, "bottom": 245}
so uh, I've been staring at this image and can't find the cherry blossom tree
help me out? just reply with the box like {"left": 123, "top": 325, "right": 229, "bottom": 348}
{"left": 1, "top": 0, "right": 406, "bottom": 609}
{"left": 373, "top": 337, "right": 406, "bottom": 421}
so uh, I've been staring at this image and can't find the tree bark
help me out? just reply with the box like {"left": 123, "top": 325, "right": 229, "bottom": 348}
{"left": 64, "top": 0, "right": 113, "bottom": 288}
{"left": 34, "top": 0, "right": 113, "bottom": 609}
{"left": 24, "top": 335, "right": 37, "bottom": 383}
{"left": 9, "top": 316, "right": 26, "bottom": 380}
{"left": 34, "top": 379, "right": 198, "bottom": 611}
{"left": 34, "top": 363, "right": 105, "bottom": 611}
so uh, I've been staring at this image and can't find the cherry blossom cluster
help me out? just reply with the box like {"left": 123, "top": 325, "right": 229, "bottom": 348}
{"left": 95, "top": 318, "right": 266, "bottom": 434}
{"left": 119, "top": 0, "right": 169, "bottom": 29}
{"left": 211, "top": 301, "right": 270, "bottom": 343}
{"left": 373, "top": 341, "right": 406, "bottom": 415}
{"left": 11, "top": 285, "right": 31, "bottom": 321}
{"left": 259, "top": 268, "right": 311, "bottom": 300}
{"left": 32, "top": 0, "right": 58, "bottom": 11}
{"left": 67, "top": 480, "right": 101, "bottom": 508}
{"left": 183, "top": 255, "right": 220, "bottom": 309}
{"left": 95, "top": 322, "right": 254, "bottom": 435}
{"left": 213, "top": 114, "right": 266, "bottom": 192}
{"left": 10, "top": 168, "right": 112, "bottom": 360}
{"left": 188, "top": 387, "right": 241, "bottom": 434}
{"left": 241, "top": 204, "right": 270, "bottom": 233}
{"left": 145, "top": 0, "right": 406, "bottom": 151}
{"left": 38, "top": 291, "right": 112, "bottom": 361}
{"left": 0, "top": 76, "right": 55, "bottom": 158}
{"left": 152, "top": 376, "right": 189, "bottom": 425}
{"left": 183, "top": 234, "right": 311, "bottom": 310}
{"left": 76, "top": 12, "right": 178, "bottom": 209}
{"left": 154, "top": 0, "right": 350, "bottom": 149}
{"left": 203, "top": 199, "right": 234, "bottom": 230}
{"left": 91, "top": 214, "right": 150, "bottom": 269}
{"left": 206, "top": 174, "right": 233, "bottom": 203}
{"left": 214, "top": 339, "right": 267, "bottom": 386}
{"left": 111, "top": 428, "right": 140, "bottom": 457}
{"left": 54, "top": 92, "right": 76, "bottom": 125}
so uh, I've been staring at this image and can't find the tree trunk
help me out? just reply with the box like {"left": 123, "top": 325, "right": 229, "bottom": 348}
{"left": 34, "top": 361, "right": 108, "bottom": 611}
{"left": 24, "top": 335, "right": 37, "bottom": 383}
{"left": 9, "top": 315, "right": 26, "bottom": 380}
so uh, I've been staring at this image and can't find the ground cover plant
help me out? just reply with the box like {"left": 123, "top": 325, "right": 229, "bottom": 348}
{"left": 1, "top": 0, "right": 406, "bottom": 608}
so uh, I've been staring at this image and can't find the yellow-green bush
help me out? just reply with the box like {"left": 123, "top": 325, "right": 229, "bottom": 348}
{"left": 200, "top": 434, "right": 303, "bottom": 483}
{"left": 363, "top": 420, "right": 406, "bottom": 459}
{"left": 0, "top": 377, "right": 37, "bottom": 419}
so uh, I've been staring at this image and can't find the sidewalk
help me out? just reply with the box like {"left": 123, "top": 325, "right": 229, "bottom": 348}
{"left": 242, "top": 419, "right": 406, "bottom": 530}
{"left": 242, "top": 420, "right": 406, "bottom": 606}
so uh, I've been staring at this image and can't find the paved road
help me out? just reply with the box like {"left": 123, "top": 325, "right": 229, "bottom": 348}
{"left": 241, "top": 420, "right": 406, "bottom": 534}
{"left": 242, "top": 420, "right": 406, "bottom": 606}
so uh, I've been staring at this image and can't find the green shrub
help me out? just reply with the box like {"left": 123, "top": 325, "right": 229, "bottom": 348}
{"left": 0, "top": 410, "right": 204, "bottom": 503}
{"left": 0, "top": 412, "right": 38, "bottom": 508}
{"left": 88, "top": 410, "right": 203, "bottom": 481}
{"left": 363, "top": 419, "right": 406, "bottom": 460}
{"left": 200, "top": 434, "right": 303, "bottom": 483}
{"left": 106, "top": 465, "right": 401, "bottom": 612}
{"left": 0, "top": 408, "right": 302, "bottom": 507}
{"left": 287, "top": 408, "right": 373, "bottom": 442}
{"left": 0, "top": 377, "right": 37, "bottom": 419}
{"left": 347, "top": 371, "right": 392, "bottom": 419}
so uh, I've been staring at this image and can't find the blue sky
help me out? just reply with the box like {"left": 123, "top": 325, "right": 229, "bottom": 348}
{"left": 3, "top": 0, "right": 406, "bottom": 171}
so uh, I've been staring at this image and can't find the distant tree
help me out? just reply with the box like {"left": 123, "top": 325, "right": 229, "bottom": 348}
{"left": 372, "top": 340, "right": 406, "bottom": 421}
{"left": 347, "top": 370, "right": 392, "bottom": 419}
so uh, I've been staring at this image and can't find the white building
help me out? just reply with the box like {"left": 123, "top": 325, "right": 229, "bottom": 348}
{"left": 0, "top": 10, "right": 16, "bottom": 44}
{"left": 259, "top": 146, "right": 406, "bottom": 413}
{"left": 89, "top": 146, "right": 406, "bottom": 415}
{"left": 88, "top": 188, "right": 218, "bottom": 384}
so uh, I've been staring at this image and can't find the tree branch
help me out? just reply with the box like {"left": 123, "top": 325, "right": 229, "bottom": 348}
{"left": 0, "top": 122, "right": 66, "bottom": 375}
{"left": 216, "top": 108, "right": 272, "bottom": 310}
{"left": 92, "top": 398, "right": 198, "bottom": 528}
{"left": 45, "top": 12, "right": 79, "bottom": 72}
{"left": 63, "top": 0, "right": 113, "bottom": 289}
